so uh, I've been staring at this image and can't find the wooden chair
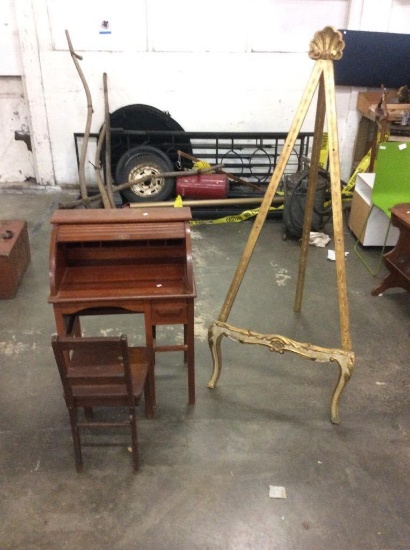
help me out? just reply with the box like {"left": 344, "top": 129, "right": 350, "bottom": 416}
{"left": 51, "top": 335, "right": 153, "bottom": 472}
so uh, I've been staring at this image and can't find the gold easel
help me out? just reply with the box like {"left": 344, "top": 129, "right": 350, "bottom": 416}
{"left": 207, "top": 27, "right": 355, "bottom": 424}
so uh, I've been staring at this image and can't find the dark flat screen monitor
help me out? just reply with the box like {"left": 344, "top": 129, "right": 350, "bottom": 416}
{"left": 334, "top": 29, "right": 410, "bottom": 89}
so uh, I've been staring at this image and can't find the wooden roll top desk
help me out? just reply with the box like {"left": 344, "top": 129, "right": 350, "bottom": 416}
{"left": 48, "top": 207, "right": 196, "bottom": 404}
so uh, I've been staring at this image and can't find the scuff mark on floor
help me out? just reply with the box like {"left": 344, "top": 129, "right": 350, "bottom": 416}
{"left": 0, "top": 338, "right": 38, "bottom": 356}
{"left": 194, "top": 301, "right": 213, "bottom": 341}
{"left": 98, "top": 328, "right": 116, "bottom": 336}
{"left": 190, "top": 230, "right": 204, "bottom": 240}
{"left": 269, "top": 261, "right": 292, "bottom": 286}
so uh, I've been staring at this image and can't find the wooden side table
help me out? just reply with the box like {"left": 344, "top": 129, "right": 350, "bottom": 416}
{"left": 371, "top": 203, "right": 410, "bottom": 295}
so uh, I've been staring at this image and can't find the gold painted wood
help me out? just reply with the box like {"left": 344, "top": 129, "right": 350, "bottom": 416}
{"left": 322, "top": 59, "right": 352, "bottom": 351}
{"left": 208, "top": 320, "right": 354, "bottom": 424}
{"left": 218, "top": 60, "right": 324, "bottom": 323}
{"left": 294, "top": 74, "right": 327, "bottom": 313}
{"left": 208, "top": 27, "right": 354, "bottom": 423}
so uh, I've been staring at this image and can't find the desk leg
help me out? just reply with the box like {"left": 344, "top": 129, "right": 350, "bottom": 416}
{"left": 186, "top": 300, "right": 195, "bottom": 405}
{"left": 53, "top": 308, "right": 67, "bottom": 336}
{"left": 145, "top": 302, "right": 195, "bottom": 406}
{"left": 144, "top": 312, "right": 156, "bottom": 408}
{"left": 67, "top": 315, "right": 82, "bottom": 336}
{"left": 53, "top": 308, "right": 82, "bottom": 337}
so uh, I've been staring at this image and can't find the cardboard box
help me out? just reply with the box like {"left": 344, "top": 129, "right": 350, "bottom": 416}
{"left": 0, "top": 220, "right": 31, "bottom": 299}
{"left": 357, "top": 91, "right": 410, "bottom": 123}
{"left": 348, "top": 173, "right": 399, "bottom": 247}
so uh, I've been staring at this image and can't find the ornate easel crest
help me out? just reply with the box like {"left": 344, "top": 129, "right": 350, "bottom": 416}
{"left": 207, "top": 27, "right": 355, "bottom": 424}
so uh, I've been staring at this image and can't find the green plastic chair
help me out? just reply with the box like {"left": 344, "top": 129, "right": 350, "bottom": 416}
{"left": 354, "top": 141, "right": 410, "bottom": 275}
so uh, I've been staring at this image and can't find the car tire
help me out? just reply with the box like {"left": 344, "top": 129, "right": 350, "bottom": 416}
{"left": 116, "top": 146, "right": 175, "bottom": 203}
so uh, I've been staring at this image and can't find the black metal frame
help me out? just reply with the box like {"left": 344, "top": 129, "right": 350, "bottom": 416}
{"left": 74, "top": 129, "right": 313, "bottom": 209}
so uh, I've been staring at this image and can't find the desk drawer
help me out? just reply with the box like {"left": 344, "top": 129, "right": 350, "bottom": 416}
{"left": 152, "top": 300, "right": 188, "bottom": 324}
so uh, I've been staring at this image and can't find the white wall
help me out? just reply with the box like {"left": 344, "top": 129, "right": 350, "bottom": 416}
{"left": 0, "top": 0, "right": 35, "bottom": 185}
{"left": 1, "top": 0, "right": 408, "bottom": 187}
{"left": 0, "top": 77, "right": 34, "bottom": 184}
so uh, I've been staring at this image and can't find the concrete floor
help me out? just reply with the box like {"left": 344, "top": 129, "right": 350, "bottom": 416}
{"left": 0, "top": 191, "right": 409, "bottom": 550}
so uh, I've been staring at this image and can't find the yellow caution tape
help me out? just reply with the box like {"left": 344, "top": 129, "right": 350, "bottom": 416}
{"left": 341, "top": 150, "right": 371, "bottom": 198}
{"left": 175, "top": 194, "right": 283, "bottom": 225}
{"left": 323, "top": 150, "right": 372, "bottom": 207}
{"left": 319, "top": 133, "right": 329, "bottom": 169}
{"left": 341, "top": 131, "right": 389, "bottom": 198}
{"left": 323, "top": 132, "right": 390, "bottom": 207}
{"left": 175, "top": 131, "right": 362, "bottom": 224}
{"left": 190, "top": 205, "right": 283, "bottom": 226}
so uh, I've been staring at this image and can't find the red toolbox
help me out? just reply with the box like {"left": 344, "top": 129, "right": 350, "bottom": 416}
{"left": 0, "top": 220, "right": 31, "bottom": 299}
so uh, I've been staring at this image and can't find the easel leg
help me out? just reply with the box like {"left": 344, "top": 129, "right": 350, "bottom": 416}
{"left": 208, "top": 63, "right": 324, "bottom": 388}
{"left": 330, "top": 356, "right": 354, "bottom": 424}
{"left": 295, "top": 75, "right": 327, "bottom": 312}
{"left": 218, "top": 61, "right": 324, "bottom": 326}
{"left": 323, "top": 62, "right": 352, "bottom": 351}
{"left": 207, "top": 321, "right": 224, "bottom": 389}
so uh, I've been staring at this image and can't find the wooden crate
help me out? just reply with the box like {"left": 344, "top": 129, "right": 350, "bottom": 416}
{"left": 0, "top": 220, "right": 31, "bottom": 299}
